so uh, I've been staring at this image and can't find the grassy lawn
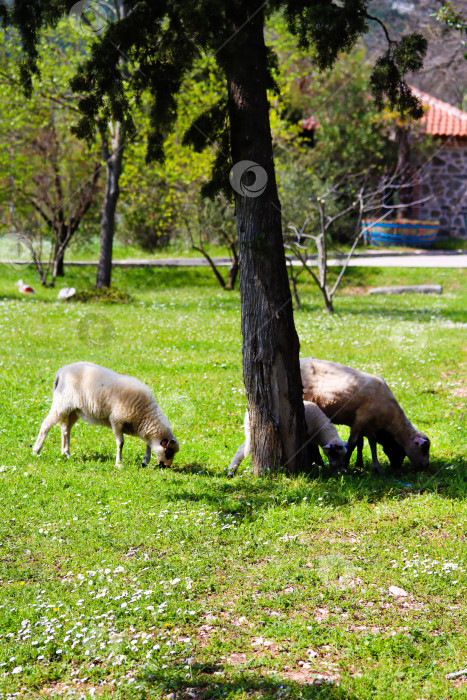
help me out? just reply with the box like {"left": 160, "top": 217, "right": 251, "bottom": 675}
{"left": 0, "top": 262, "right": 466, "bottom": 699}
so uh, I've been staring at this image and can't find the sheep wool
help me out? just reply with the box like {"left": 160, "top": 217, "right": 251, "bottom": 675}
{"left": 33, "top": 362, "right": 179, "bottom": 467}
{"left": 228, "top": 400, "right": 347, "bottom": 476}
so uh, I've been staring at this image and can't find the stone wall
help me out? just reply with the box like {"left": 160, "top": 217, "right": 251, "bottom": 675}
{"left": 415, "top": 140, "right": 467, "bottom": 238}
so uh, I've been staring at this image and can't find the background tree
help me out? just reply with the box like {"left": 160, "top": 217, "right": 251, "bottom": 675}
{"left": 284, "top": 171, "right": 431, "bottom": 313}
{"left": 363, "top": 0, "right": 467, "bottom": 109}
{"left": 8, "top": 0, "right": 427, "bottom": 476}
{"left": 88, "top": 0, "right": 128, "bottom": 289}
{"left": 185, "top": 194, "right": 239, "bottom": 291}
{"left": 275, "top": 49, "right": 399, "bottom": 241}
{"left": 0, "top": 25, "right": 102, "bottom": 286}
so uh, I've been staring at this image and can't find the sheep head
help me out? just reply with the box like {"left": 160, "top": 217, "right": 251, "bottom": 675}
{"left": 322, "top": 441, "right": 347, "bottom": 470}
{"left": 405, "top": 432, "right": 430, "bottom": 469}
{"left": 153, "top": 437, "right": 180, "bottom": 467}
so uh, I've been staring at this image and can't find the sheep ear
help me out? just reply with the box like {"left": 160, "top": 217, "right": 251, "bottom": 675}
{"left": 413, "top": 436, "right": 428, "bottom": 447}
{"left": 160, "top": 438, "right": 169, "bottom": 448}
{"left": 323, "top": 442, "right": 344, "bottom": 455}
{"left": 413, "top": 435, "right": 430, "bottom": 455}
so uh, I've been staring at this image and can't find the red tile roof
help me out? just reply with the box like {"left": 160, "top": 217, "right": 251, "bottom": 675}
{"left": 301, "top": 116, "right": 320, "bottom": 130}
{"left": 300, "top": 88, "right": 467, "bottom": 138}
{"left": 409, "top": 86, "right": 467, "bottom": 137}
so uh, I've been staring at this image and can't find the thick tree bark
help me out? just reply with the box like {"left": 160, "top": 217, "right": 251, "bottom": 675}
{"left": 225, "top": 3, "right": 317, "bottom": 476}
{"left": 96, "top": 121, "right": 124, "bottom": 289}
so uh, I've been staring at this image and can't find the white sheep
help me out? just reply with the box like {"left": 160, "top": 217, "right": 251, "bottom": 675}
{"left": 228, "top": 400, "right": 347, "bottom": 476}
{"left": 300, "top": 357, "right": 430, "bottom": 472}
{"left": 33, "top": 362, "right": 179, "bottom": 467}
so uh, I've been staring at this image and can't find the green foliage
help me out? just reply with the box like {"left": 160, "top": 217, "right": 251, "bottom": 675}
{"left": 434, "top": 2, "right": 467, "bottom": 58}
{"left": 0, "top": 22, "right": 102, "bottom": 279}
{"left": 370, "top": 33, "right": 427, "bottom": 117}
{"left": 283, "top": 0, "right": 369, "bottom": 66}
{"left": 118, "top": 55, "right": 223, "bottom": 251}
{"left": 8, "top": 1, "right": 431, "bottom": 199}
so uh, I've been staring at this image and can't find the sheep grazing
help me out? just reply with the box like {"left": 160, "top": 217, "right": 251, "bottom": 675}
{"left": 33, "top": 362, "right": 179, "bottom": 467}
{"left": 228, "top": 400, "right": 347, "bottom": 476}
{"left": 300, "top": 357, "right": 430, "bottom": 472}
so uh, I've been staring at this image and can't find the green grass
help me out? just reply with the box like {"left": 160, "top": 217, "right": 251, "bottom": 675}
{"left": 0, "top": 262, "right": 466, "bottom": 699}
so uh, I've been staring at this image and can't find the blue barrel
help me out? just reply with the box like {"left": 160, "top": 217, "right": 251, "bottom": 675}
{"left": 362, "top": 221, "right": 439, "bottom": 248}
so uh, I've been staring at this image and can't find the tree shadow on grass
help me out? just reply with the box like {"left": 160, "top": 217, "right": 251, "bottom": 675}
{"left": 142, "top": 665, "right": 354, "bottom": 699}
{"left": 0, "top": 292, "right": 66, "bottom": 304}
{"left": 170, "top": 462, "right": 221, "bottom": 478}
{"left": 79, "top": 450, "right": 116, "bottom": 464}
{"left": 165, "top": 454, "right": 467, "bottom": 524}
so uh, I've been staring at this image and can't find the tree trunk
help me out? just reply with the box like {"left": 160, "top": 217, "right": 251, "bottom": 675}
{"left": 96, "top": 121, "right": 124, "bottom": 289}
{"left": 225, "top": 3, "right": 317, "bottom": 476}
{"left": 323, "top": 290, "right": 334, "bottom": 314}
{"left": 53, "top": 226, "right": 66, "bottom": 278}
{"left": 290, "top": 269, "right": 302, "bottom": 310}
{"left": 192, "top": 244, "right": 227, "bottom": 288}
{"left": 226, "top": 245, "right": 239, "bottom": 290}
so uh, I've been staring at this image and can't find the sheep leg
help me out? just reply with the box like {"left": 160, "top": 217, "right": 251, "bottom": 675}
{"left": 345, "top": 422, "right": 367, "bottom": 468}
{"left": 227, "top": 443, "right": 246, "bottom": 477}
{"left": 60, "top": 411, "right": 78, "bottom": 458}
{"left": 369, "top": 437, "right": 383, "bottom": 474}
{"left": 111, "top": 424, "right": 124, "bottom": 465}
{"left": 355, "top": 435, "right": 364, "bottom": 469}
{"left": 60, "top": 425, "right": 67, "bottom": 454}
{"left": 142, "top": 444, "right": 151, "bottom": 467}
{"left": 33, "top": 409, "right": 61, "bottom": 455}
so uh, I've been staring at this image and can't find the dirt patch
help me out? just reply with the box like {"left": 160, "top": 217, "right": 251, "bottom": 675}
{"left": 195, "top": 624, "right": 216, "bottom": 646}
{"left": 40, "top": 680, "right": 112, "bottom": 696}
{"left": 279, "top": 665, "right": 340, "bottom": 686}
{"left": 313, "top": 606, "right": 331, "bottom": 623}
{"left": 346, "top": 624, "right": 410, "bottom": 636}
{"left": 226, "top": 652, "right": 248, "bottom": 666}
{"left": 341, "top": 287, "right": 368, "bottom": 296}
{"left": 227, "top": 649, "right": 341, "bottom": 687}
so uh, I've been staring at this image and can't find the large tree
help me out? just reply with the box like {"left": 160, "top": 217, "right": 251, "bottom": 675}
{"left": 6, "top": 0, "right": 427, "bottom": 476}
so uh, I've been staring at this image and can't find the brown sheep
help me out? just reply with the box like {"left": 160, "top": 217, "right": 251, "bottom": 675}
{"left": 300, "top": 358, "right": 430, "bottom": 472}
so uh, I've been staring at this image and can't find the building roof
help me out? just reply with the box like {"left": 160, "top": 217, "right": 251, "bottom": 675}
{"left": 300, "top": 87, "right": 467, "bottom": 138}
{"left": 408, "top": 86, "right": 467, "bottom": 137}
{"left": 301, "top": 116, "right": 320, "bottom": 131}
